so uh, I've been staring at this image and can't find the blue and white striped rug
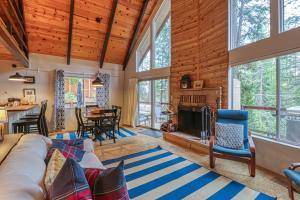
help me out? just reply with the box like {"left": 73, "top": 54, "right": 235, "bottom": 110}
{"left": 103, "top": 146, "right": 276, "bottom": 200}
{"left": 51, "top": 127, "right": 137, "bottom": 141}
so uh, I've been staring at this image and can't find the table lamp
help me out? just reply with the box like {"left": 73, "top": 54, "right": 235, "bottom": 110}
{"left": 0, "top": 108, "right": 8, "bottom": 142}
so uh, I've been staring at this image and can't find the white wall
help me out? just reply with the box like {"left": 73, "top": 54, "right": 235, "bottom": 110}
{"left": 0, "top": 53, "right": 124, "bottom": 131}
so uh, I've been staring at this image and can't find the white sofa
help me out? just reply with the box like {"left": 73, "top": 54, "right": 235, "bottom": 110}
{"left": 0, "top": 134, "right": 104, "bottom": 200}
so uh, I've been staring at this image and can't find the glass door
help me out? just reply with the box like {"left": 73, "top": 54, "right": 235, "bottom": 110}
{"left": 153, "top": 79, "right": 169, "bottom": 129}
{"left": 138, "top": 78, "right": 169, "bottom": 129}
{"left": 138, "top": 80, "right": 152, "bottom": 127}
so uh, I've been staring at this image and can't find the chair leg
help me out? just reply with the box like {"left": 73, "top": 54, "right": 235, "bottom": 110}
{"left": 288, "top": 181, "right": 295, "bottom": 200}
{"left": 249, "top": 151, "right": 256, "bottom": 177}
{"left": 209, "top": 152, "right": 215, "bottom": 168}
{"left": 113, "top": 129, "right": 116, "bottom": 143}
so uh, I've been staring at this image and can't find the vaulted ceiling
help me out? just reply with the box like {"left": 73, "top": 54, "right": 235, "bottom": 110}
{"left": 0, "top": 0, "right": 158, "bottom": 67}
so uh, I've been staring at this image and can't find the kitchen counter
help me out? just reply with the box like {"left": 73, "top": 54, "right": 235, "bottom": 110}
{"left": 6, "top": 105, "right": 39, "bottom": 133}
{"left": 6, "top": 104, "right": 38, "bottom": 112}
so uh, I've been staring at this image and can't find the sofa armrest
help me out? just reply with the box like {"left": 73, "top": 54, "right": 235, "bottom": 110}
{"left": 289, "top": 163, "right": 300, "bottom": 170}
{"left": 248, "top": 136, "right": 255, "bottom": 153}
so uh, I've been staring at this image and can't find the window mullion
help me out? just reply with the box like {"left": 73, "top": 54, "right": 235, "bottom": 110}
{"left": 150, "top": 22, "right": 155, "bottom": 70}
{"left": 270, "top": 0, "right": 280, "bottom": 37}
{"left": 276, "top": 57, "right": 281, "bottom": 141}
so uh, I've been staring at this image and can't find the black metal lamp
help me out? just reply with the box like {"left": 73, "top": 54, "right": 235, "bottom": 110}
{"left": 92, "top": 77, "right": 104, "bottom": 87}
{"left": 8, "top": 72, "right": 26, "bottom": 81}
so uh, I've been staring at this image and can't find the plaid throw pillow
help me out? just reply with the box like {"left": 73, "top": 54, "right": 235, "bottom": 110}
{"left": 52, "top": 139, "right": 84, "bottom": 150}
{"left": 46, "top": 141, "right": 85, "bottom": 163}
{"left": 84, "top": 168, "right": 104, "bottom": 193}
{"left": 48, "top": 158, "right": 92, "bottom": 200}
{"left": 93, "top": 161, "right": 130, "bottom": 200}
{"left": 215, "top": 122, "right": 244, "bottom": 149}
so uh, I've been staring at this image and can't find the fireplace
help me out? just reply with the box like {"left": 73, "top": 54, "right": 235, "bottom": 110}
{"left": 177, "top": 105, "right": 211, "bottom": 139}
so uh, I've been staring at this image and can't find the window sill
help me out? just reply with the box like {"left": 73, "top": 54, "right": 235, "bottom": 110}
{"left": 252, "top": 135, "right": 300, "bottom": 150}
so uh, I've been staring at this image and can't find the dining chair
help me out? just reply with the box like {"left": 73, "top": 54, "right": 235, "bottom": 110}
{"left": 112, "top": 105, "right": 121, "bottom": 133}
{"left": 95, "top": 109, "right": 117, "bottom": 145}
{"left": 75, "top": 107, "right": 95, "bottom": 138}
{"left": 209, "top": 109, "right": 256, "bottom": 177}
{"left": 284, "top": 163, "right": 300, "bottom": 200}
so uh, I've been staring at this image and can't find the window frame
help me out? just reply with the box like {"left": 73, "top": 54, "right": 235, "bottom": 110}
{"left": 136, "top": 0, "right": 171, "bottom": 73}
{"left": 229, "top": 53, "right": 300, "bottom": 147}
{"left": 64, "top": 75, "right": 97, "bottom": 108}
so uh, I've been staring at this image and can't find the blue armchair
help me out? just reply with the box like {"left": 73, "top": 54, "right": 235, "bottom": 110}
{"left": 284, "top": 163, "right": 300, "bottom": 200}
{"left": 209, "top": 109, "right": 256, "bottom": 177}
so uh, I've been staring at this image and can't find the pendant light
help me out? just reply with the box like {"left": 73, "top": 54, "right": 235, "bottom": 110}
{"left": 92, "top": 74, "right": 104, "bottom": 87}
{"left": 8, "top": 72, "right": 26, "bottom": 81}
{"left": 8, "top": 64, "right": 26, "bottom": 82}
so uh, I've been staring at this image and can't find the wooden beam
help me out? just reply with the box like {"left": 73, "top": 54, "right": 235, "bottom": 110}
{"left": 123, "top": 0, "right": 150, "bottom": 70}
{"left": 0, "top": 1, "right": 28, "bottom": 51}
{"left": 99, "top": 0, "right": 118, "bottom": 68}
{"left": 67, "top": 0, "right": 75, "bottom": 65}
{"left": 0, "top": 19, "right": 29, "bottom": 67}
{"left": 7, "top": 0, "right": 26, "bottom": 39}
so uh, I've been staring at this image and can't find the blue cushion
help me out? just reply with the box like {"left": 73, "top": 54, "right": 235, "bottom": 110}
{"left": 213, "top": 140, "right": 252, "bottom": 158}
{"left": 217, "top": 109, "right": 249, "bottom": 140}
{"left": 284, "top": 169, "right": 300, "bottom": 186}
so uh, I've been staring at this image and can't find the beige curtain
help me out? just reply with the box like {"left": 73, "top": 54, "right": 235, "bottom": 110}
{"left": 123, "top": 78, "right": 138, "bottom": 127}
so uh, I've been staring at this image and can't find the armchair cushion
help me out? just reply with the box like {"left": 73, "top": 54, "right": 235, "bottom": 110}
{"left": 284, "top": 169, "right": 300, "bottom": 186}
{"left": 215, "top": 122, "right": 244, "bottom": 149}
{"left": 213, "top": 140, "right": 252, "bottom": 158}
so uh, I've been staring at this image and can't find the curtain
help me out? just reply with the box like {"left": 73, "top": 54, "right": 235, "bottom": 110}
{"left": 54, "top": 70, "right": 65, "bottom": 130}
{"left": 96, "top": 73, "right": 110, "bottom": 107}
{"left": 123, "top": 78, "right": 138, "bottom": 127}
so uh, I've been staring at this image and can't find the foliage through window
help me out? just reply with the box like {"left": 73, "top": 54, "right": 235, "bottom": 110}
{"left": 138, "top": 50, "right": 151, "bottom": 72}
{"left": 64, "top": 77, "right": 96, "bottom": 108}
{"left": 231, "top": 0, "right": 270, "bottom": 49}
{"left": 283, "top": 0, "right": 300, "bottom": 31}
{"left": 231, "top": 52, "right": 300, "bottom": 146}
{"left": 155, "top": 17, "right": 171, "bottom": 68}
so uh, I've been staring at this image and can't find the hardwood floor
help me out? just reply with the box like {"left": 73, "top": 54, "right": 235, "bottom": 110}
{"left": 93, "top": 127, "right": 299, "bottom": 200}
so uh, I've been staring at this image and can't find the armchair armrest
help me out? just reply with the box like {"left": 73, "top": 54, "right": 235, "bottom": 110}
{"left": 248, "top": 135, "right": 255, "bottom": 153}
{"left": 209, "top": 135, "right": 216, "bottom": 147}
{"left": 289, "top": 163, "right": 300, "bottom": 170}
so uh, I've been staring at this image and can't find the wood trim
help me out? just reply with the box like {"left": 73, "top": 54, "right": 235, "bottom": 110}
{"left": 0, "top": 1, "right": 27, "bottom": 51}
{"left": 0, "top": 18, "right": 29, "bottom": 67}
{"left": 67, "top": 0, "right": 75, "bottom": 65}
{"left": 123, "top": 0, "right": 150, "bottom": 70}
{"left": 99, "top": 0, "right": 118, "bottom": 68}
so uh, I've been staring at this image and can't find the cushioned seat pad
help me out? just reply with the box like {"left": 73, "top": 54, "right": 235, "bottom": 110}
{"left": 213, "top": 144, "right": 251, "bottom": 158}
{"left": 284, "top": 169, "right": 300, "bottom": 186}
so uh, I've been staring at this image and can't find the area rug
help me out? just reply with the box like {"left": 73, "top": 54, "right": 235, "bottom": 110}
{"left": 51, "top": 127, "right": 137, "bottom": 141}
{"left": 139, "top": 129, "right": 163, "bottom": 138}
{"left": 102, "top": 146, "right": 276, "bottom": 200}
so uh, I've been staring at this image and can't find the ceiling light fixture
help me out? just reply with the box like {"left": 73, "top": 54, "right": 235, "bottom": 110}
{"left": 92, "top": 76, "right": 104, "bottom": 87}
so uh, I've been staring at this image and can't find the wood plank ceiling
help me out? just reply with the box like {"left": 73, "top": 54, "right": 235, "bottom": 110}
{"left": 19, "top": 0, "right": 158, "bottom": 66}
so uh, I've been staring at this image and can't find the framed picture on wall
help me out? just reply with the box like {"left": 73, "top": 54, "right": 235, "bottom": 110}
{"left": 194, "top": 80, "right": 204, "bottom": 89}
{"left": 24, "top": 76, "right": 35, "bottom": 84}
{"left": 23, "top": 88, "right": 36, "bottom": 103}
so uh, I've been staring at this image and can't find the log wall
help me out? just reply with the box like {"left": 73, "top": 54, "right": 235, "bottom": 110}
{"left": 171, "top": 0, "right": 229, "bottom": 111}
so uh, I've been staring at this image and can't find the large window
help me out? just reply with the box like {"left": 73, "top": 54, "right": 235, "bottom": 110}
{"left": 136, "top": 0, "right": 171, "bottom": 72}
{"left": 64, "top": 76, "right": 96, "bottom": 108}
{"left": 154, "top": 17, "right": 171, "bottom": 68}
{"left": 230, "top": 0, "right": 270, "bottom": 49}
{"left": 282, "top": 0, "right": 300, "bottom": 31}
{"left": 231, "top": 52, "right": 300, "bottom": 146}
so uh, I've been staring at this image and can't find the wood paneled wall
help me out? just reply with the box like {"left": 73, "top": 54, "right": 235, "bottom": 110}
{"left": 171, "top": 0, "right": 229, "bottom": 110}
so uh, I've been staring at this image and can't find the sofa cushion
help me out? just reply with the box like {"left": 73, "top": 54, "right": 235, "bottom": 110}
{"left": 46, "top": 138, "right": 94, "bottom": 153}
{"left": 84, "top": 168, "right": 103, "bottom": 193}
{"left": 79, "top": 152, "right": 106, "bottom": 170}
{"left": 93, "top": 161, "right": 130, "bottom": 200}
{"left": 0, "top": 147, "right": 46, "bottom": 185}
{"left": 0, "top": 174, "right": 45, "bottom": 200}
{"left": 14, "top": 134, "right": 48, "bottom": 159}
{"left": 44, "top": 149, "right": 66, "bottom": 192}
{"left": 52, "top": 139, "right": 84, "bottom": 150}
{"left": 46, "top": 140, "right": 85, "bottom": 163}
{"left": 48, "top": 158, "right": 92, "bottom": 200}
